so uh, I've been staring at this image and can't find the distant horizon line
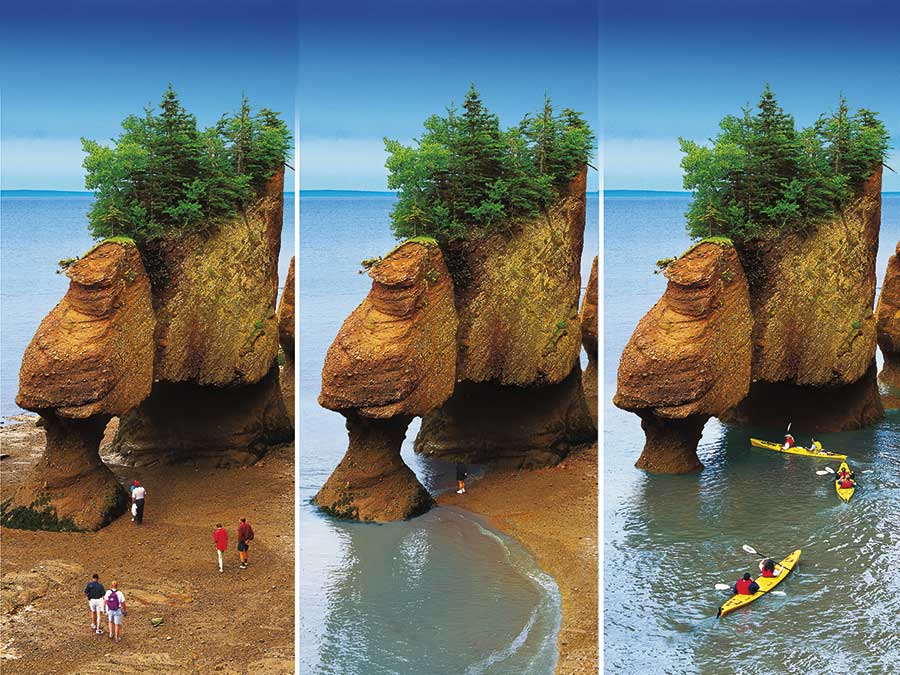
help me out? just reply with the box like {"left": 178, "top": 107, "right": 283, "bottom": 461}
{"left": 5, "top": 189, "right": 900, "bottom": 197}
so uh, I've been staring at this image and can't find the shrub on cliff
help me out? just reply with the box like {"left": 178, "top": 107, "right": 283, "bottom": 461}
{"left": 680, "top": 86, "right": 889, "bottom": 243}
{"left": 82, "top": 86, "right": 290, "bottom": 242}
{"left": 385, "top": 86, "right": 594, "bottom": 243}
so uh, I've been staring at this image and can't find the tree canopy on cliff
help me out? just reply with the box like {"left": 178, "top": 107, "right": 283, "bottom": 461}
{"left": 82, "top": 86, "right": 291, "bottom": 242}
{"left": 384, "top": 86, "right": 594, "bottom": 243}
{"left": 680, "top": 86, "right": 890, "bottom": 243}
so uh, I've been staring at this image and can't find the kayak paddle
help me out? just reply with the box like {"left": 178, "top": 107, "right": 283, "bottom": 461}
{"left": 816, "top": 466, "right": 836, "bottom": 476}
{"left": 714, "top": 582, "right": 786, "bottom": 596}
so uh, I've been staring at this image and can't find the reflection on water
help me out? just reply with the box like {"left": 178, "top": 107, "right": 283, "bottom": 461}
{"left": 300, "top": 194, "right": 596, "bottom": 674}
{"left": 605, "top": 195, "right": 900, "bottom": 674}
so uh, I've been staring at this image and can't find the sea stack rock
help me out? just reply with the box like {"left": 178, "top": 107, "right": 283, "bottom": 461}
{"left": 112, "top": 167, "right": 292, "bottom": 465}
{"left": 730, "top": 166, "right": 884, "bottom": 430}
{"left": 876, "top": 241, "right": 900, "bottom": 389}
{"left": 315, "top": 240, "right": 458, "bottom": 521}
{"left": 278, "top": 256, "right": 296, "bottom": 426}
{"left": 581, "top": 256, "right": 599, "bottom": 426}
{"left": 9, "top": 241, "right": 154, "bottom": 530}
{"left": 416, "top": 168, "right": 595, "bottom": 466}
{"left": 614, "top": 241, "right": 753, "bottom": 472}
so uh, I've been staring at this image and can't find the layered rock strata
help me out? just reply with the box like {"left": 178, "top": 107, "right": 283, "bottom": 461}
{"left": 415, "top": 168, "right": 595, "bottom": 465}
{"left": 278, "top": 256, "right": 296, "bottom": 426}
{"left": 614, "top": 241, "right": 753, "bottom": 472}
{"left": 315, "top": 240, "right": 458, "bottom": 520}
{"left": 581, "top": 256, "right": 599, "bottom": 427}
{"left": 9, "top": 241, "right": 154, "bottom": 529}
{"left": 876, "top": 241, "right": 900, "bottom": 389}
{"left": 112, "top": 167, "right": 292, "bottom": 463}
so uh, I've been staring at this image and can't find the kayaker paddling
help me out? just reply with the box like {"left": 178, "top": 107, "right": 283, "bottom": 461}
{"left": 758, "top": 558, "right": 781, "bottom": 578}
{"left": 782, "top": 433, "right": 795, "bottom": 450}
{"left": 808, "top": 437, "right": 824, "bottom": 454}
{"left": 733, "top": 573, "right": 760, "bottom": 595}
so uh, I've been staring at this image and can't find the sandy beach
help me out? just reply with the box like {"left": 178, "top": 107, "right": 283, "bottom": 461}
{"left": 0, "top": 416, "right": 294, "bottom": 675}
{"left": 438, "top": 442, "right": 598, "bottom": 675}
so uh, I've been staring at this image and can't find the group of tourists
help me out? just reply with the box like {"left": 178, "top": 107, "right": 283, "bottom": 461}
{"left": 83, "top": 574, "right": 127, "bottom": 642}
{"left": 213, "top": 517, "right": 255, "bottom": 572}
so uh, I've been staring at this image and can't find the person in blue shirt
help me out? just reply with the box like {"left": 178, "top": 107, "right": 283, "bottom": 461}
{"left": 84, "top": 573, "right": 105, "bottom": 635}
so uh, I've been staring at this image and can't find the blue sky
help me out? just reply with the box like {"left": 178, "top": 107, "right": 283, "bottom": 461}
{"left": 602, "top": 0, "right": 900, "bottom": 190}
{"left": 1, "top": 0, "right": 296, "bottom": 190}
{"left": 298, "top": 0, "right": 599, "bottom": 190}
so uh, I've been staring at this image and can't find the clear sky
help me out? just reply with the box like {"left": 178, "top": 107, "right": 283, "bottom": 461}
{"left": 298, "top": 0, "right": 600, "bottom": 191}
{"left": 601, "top": 0, "right": 900, "bottom": 191}
{"left": 1, "top": 0, "right": 296, "bottom": 191}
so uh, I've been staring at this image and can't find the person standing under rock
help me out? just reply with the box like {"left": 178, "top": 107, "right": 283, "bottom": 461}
{"left": 84, "top": 573, "right": 105, "bottom": 634}
{"left": 132, "top": 480, "right": 146, "bottom": 524}
{"left": 103, "top": 581, "right": 127, "bottom": 642}
{"left": 456, "top": 463, "right": 467, "bottom": 494}
{"left": 237, "top": 517, "right": 254, "bottom": 568}
{"left": 214, "top": 523, "right": 228, "bottom": 573}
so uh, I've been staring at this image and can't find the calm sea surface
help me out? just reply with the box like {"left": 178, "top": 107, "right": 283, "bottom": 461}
{"left": 299, "top": 194, "right": 598, "bottom": 674}
{"left": 0, "top": 193, "right": 296, "bottom": 419}
{"left": 603, "top": 194, "right": 900, "bottom": 674}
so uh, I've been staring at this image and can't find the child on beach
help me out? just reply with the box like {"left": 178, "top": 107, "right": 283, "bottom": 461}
{"left": 456, "top": 463, "right": 467, "bottom": 494}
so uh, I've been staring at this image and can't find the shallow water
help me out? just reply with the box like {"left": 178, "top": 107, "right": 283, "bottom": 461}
{"left": 0, "top": 193, "right": 295, "bottom": 420}
{"left": 603, "top": 194, "right": 900, "bottom": 674}
{"left": 298, "top": 193, "right": 598, "bottom": 674}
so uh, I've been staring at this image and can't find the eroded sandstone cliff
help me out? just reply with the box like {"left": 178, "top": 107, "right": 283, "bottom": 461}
{"left": 614, "top": 241, "right": 753, "bottom": 472}
{"left": 876, "top": 241, "right": 900, "bottom": 390}
{"left": 112, "top": 167, "right": 292, "bottom": 463}
{"left": 8, "top": 241, "right": 154, "bottom": 529}
{"left": 581, "top": 256, "right": 599, "bottom": 427}
{"left": 314, "top": 240, "right": 457, "bottom": 520}
{"left": 278, "top": 256, "right": 296, "bottom": 426}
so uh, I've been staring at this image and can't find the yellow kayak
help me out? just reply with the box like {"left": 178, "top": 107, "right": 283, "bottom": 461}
{"left": 717, "top": 549, "right": 801, "bottom": 618}
{"left": 835, "top": 461, "right": 855, "bottom": 502}
{"left": 750, "top": 438, "right": 847, "bottom": 461}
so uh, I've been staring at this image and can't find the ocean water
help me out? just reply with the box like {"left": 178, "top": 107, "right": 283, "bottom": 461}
{"left": 299, "top": 194, "right": 598, "bottom": 674}
{"left": 603, "top": 194, "right": 900, "bottom": 674}
{"left": 0, "top": 192, "right": 296, "bottom": 419}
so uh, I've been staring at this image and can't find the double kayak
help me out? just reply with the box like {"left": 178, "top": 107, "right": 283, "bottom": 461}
{"left": 750, "top": 438, "right": 847, "bottom": 461}
{"left": 717, "top": 549, "right": 802, "bottom": 618}
{"left": 835, "top": 461, "right": 856, "bottom": 502}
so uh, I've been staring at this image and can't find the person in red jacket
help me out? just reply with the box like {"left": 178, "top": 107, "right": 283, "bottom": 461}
{"left": 758, "top": 558, "right": 781, "bottom": 578}
{"left": 237, "top": 517, "right": 254, "bottom": 569}
{"left": 213, "top": 523, "right": 228, "bottom": 573}
{"left": 733, "top": 573, "right": 760, "bottom": 595}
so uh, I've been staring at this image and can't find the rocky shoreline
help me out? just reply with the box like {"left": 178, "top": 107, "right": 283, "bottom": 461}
{"left": 438, "top": 442, "right": 598, "bottom": 675}
{"left": 0, "top": 416, "right": 294, "bottom": 674}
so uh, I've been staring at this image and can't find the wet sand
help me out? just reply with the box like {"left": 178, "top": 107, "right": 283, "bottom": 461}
{"left": 438, "top": 442, "right": 598, "bottom": 675}
{"left": 0, "top": 416, "right": 294, "bottom": 674}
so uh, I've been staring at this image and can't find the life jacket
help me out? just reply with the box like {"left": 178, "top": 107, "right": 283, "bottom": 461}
{"left": 784, "top": 436, "right": 794, "bottom": 447}
{"left": 840, "top": 479, "right": 854, "bottom": 489}
{"left": 760, "top": 568, "right": 775, "bottom": 578}
{"left": 812, "top": 441, "right": 822, "bottom": 451}
{"left": 735, "top": 578, "right": 755, "bottom": 594}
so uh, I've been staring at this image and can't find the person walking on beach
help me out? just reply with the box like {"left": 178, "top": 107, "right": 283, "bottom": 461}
{"left": 456, "top": 463, "right": 467, "bottom": 494}
{"left": 237, "top": 517, "right": 254, "bottom": 569}
{"left": 84, "top": 573, "right": 105, "bottom": 634}
{"left": 132, "top": 480, "right": 146, "bottom": 525}
{"left": 103, "top": 581, "right": 127, "bottom": 642}
{"left": 214, "top": 523, "right": 228, "bottom": 573}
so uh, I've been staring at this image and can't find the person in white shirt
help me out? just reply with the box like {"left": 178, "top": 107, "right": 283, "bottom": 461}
{"left": 103, "top": 581, "right": 127, "bottom": 642}
{"left": 132, "top": 481, "right": 146, "bottom": 525}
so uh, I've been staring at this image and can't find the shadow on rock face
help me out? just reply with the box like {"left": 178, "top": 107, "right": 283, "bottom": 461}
{"left": 415, "top": 366, "right": 595, "bottom": 469}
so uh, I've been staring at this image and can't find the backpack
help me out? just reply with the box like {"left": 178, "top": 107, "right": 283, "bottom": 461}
{"left": 107, "top": 591, "right": 120, "bottom": 611}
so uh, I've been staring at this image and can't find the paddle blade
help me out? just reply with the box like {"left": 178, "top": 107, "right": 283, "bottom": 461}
{"left": 816, "top": 470, "right": 830, "bottom": 475}
{"left": 742, "top": 544, "right": 758, "bottom": 555}
{"left": 714, "top": 583, "right": 732, "bottom": 591}
{"left": 769, "top": 590, "right": 787, "bottom": 596}
{"left": 824, "top": 466, "right": 835, "bottom": 474}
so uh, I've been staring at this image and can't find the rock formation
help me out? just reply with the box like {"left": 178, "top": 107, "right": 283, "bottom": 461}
{"left": 278, "top": 256, "right": 296, "bottom": 426}
{"left": 581, "top": 256, "right": 599, "bottom": 427}
{"left": 8, "top": 241, "right": 154, "bottom": 529}
{"left": 616, "top": 168, "right": 886, "bottom": 472}
{"left": 729, "top": 167, "right": 884, "bottom": 430}
{"left": 415, "top": 168, "right": 595, "bottom": 467}
{"left": 112, "top": 167, "right": 292, "bottom": 464}
{"left": 876, "top": 241, "right": 900, "bottom": 389}
{"left": 315, "top": 240, "right": 458, "bottom": 520}
{"left": 614, "top": 241, "right": 753, "bottom": 472}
